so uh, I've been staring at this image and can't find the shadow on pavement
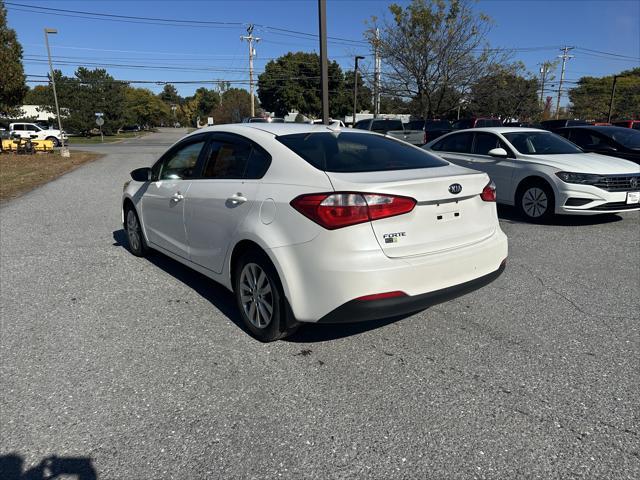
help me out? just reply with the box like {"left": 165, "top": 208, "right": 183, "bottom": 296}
{"left": 497, "top": 205, "right": 623, "bottom": 226}
{"left": 0, "top": 453, "right": 97, "bottom": 480}
{"left": 113, "top": 229, "right": 414, "bottom": 342}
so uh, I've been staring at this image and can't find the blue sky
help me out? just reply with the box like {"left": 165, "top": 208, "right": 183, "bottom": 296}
{"left": 7, "top": 0, "right": 640, "bottom": 102}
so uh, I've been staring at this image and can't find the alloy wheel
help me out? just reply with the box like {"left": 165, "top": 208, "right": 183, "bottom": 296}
{"left": 126, "top": 209, "right": 141, "bottom": 252}
{"left": 522, "top": 187, "right": 548, "bottom": 218}
{"left": 239, "top": 263, "right": 274, "bottom": 329}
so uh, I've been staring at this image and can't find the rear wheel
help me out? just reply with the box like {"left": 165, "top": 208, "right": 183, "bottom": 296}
{"left": 517, "top": 181, "right": 555, "bottom": 222}
{"left": 46, "top": 136, "right": 60, "bottom": 147}
{"left": 124, "top": 206, "right": 148, "bottom": 257}
{"left": 233, "top": 250, "right": 297, "bottom": 342}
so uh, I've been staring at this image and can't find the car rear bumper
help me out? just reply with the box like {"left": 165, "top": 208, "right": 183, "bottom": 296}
{"left": 317, "top": 261, "right": 505, "bottom": 323}
{"left": 270, "top": 225, "right": 508, "bottom": 322}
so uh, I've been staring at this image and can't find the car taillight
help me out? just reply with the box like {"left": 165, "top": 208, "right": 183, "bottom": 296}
{"left": 423, "top": 130, "right": 428, "bottom": 144}
{"left": 291, "top": 192, "right": 416, "bottom": 229}
{"left": 480, "top": 181, "right": 496, "bottom": 202}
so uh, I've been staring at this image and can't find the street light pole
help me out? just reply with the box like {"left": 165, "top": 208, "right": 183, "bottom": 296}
{"left": 352, "top": 56, "right": 365, "bottom": 127}
{"left": 44, "top": 28, "right": 68, "bottom": 156}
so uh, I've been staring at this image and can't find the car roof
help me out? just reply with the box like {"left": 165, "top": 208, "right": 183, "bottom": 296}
{"left": 557, "top": 125, "right": 632, "bottom": 133}
{"left": 449, "top": 127, "right": 547, "bottom": 134}
{"left": 187, "top": 122, "right": 369, "bottom": 137}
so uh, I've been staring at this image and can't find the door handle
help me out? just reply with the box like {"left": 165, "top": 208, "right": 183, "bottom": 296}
{"left": 171, "top": 192, "right": 184, "bottom": 202}
{"left": 227, "top": 193, "right": 247, "bottom": 205}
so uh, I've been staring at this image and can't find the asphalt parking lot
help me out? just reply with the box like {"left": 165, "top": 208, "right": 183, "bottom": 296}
{"left": 1, "top": 128, "right": 638, "bottom": 479}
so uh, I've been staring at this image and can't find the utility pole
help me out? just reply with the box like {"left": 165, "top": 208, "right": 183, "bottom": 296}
{"left": 318, "top": 0, "right": 329, "bottom": 124}
{"left": 353, "top": 56, "right": 365, "bottom": 127}
{"left": 44, "top": 28, "right": 69, "bottom": 157}
{"left": 539, "top": 63, "right": 548, "bottom": 103}
{"left": 607, "top": 75, "right": 618, "bottom": 123}
{"left": 241, "top": 24, "right": 260, "bottom": 118}
{"left": 555, "top": 46, "right": 574, "bottom": 119}
{"left": 373, "top": 28, "right": 381, "bottom": 119}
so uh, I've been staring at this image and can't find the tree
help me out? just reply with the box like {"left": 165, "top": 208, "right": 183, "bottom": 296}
{"left": 468, "top": 63, "right": 540, "bottom": 120}
{"left": 569, "top": 68, "right": 640, "bottom": 120}
{"left": 366, "top": 0, "right": 507, "bottom": 118}
{"left": 212, "top": 88, "right": 252, "bottom": 124}
{"left": 181, "top": 87, "right": 220, "bottom": 126}
{"left": 257, "top": 51, "right": 346, "bottom": 118}
{"left": 124, "top": 87, "right": 170, "bottom": 127}
{"left": 30, "top": 68, "right": 128, "bottom": 134}
{"left": 159, "top": 84, "right": 181, "bottom": 105}
{"left": 0, "top": 0, "right": 28, "bottom": 117}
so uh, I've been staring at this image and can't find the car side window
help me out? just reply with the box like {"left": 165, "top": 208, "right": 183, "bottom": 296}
{"left": 244, "top": 146, "right": 272, "bottom": 179}
{"left": 158, "top": 140, "right": 206, "bottom": 180}
{"left": 201, "top": 137, "right": 252, "bottom": 179}
{"left": 27, "top": 125, "right": 39, "bottom": 131}
{"left": 354, "top": 120, "right": 369, "bottom": 130}
{"left": 13, "top": 124, "right": 24, "bottom": 131}
{"left": 473, "top": 132, "right": 501, "bottom": 155}
{"left": 433, "top": 132, "right": 473, "bottom": 153}
{"left": 371, "top": 120, "right": 387, "bottom": 133}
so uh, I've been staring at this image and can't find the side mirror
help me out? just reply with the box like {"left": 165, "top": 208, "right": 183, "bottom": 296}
{"left": 488, "top": 147, "right": 508, "bottom": 158}
{"left": 130, "top": 167, "right": 152, "bottom": 182}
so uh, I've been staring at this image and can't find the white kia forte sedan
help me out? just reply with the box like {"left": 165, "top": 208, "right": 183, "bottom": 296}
{"left": 122, "top": 123, "right": 508, "bottom": 341}
{"left": 424, "top": 127, "right": 640, "bottom": 221}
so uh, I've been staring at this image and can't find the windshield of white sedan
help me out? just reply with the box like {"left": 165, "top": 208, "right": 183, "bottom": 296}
{"left": 503, "top": 132, "right": 582, "bottom": 155}
{"left": 277, "top": 132, "right": 447, "bottom": 172}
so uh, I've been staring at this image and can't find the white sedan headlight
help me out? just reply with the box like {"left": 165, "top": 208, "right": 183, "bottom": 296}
{"left": 555, "top": 172, "right": 602, "bottom": 185}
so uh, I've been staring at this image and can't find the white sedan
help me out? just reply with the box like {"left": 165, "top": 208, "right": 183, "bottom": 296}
{"left": 122, "top": 123, "right": 507, "bottom": 341}
{"left": 424, "top": 127, "right": 640, "bottom": 220}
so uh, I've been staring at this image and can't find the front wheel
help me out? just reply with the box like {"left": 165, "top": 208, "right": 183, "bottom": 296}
{"left": 124, "top": 207, "right": 149, "bottom": 257}
{"left": 517, "top": 182, "right": 555, "bottom": 222}
{"left": 46, "top": 136, "right": 60, "bottom": 147}
{"left": 233, "top": 251, "right": 297, "bottom": 342}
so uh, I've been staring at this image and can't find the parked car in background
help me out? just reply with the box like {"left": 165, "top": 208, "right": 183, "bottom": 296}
{"left": 311, "top": 118, "right": 346, "bottom": 127}
{"left": 540, "top": 119, "right": 589, "bottom": 131}
{"left": 556, "top": 126, "right": 640, "bottom": 164}
{"left": 613, "top": 120, "right": 640, "bottom": 130}
{"left": 353, "top": 118, "right": 424, "bottom": 145}
{"left": 424, "top": 127, "right": 640, "bottom": 221}
{"left": 9, "top": 122, "right": 67, "bottom": 147}
{"left": 242, "top": 117, "right": 269, "bottom": 123}
{"left": 451, "top": 118, "right": 503, "bottom": 130}
{"left": 406, "top": 118, "right": 452, "bottom": 144}
{"left": 122, "top": 123, "right": 507, "bottom": 341}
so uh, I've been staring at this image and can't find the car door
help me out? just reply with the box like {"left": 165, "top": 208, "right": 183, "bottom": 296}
{"left": 185, "top": 133, "right": 270, "bottom": 274}
{"left": 429, "top": 132, "right": 474, "bottom": 167}
{"left": 468, "top": 132, "right": 516, "bottom": 203}
{"left": 12, "top": 124, "right": 26, "bottom": 138}
{"left": 141, "top": 135, "right": 207, "bottom": 258}
{"left": 26, "top": 124, "right": 44, "bottom": 140}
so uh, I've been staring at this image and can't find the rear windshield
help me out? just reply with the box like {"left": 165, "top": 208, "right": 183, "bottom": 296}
{"left": 503, "top": 131, "right": 582, "bottom": 155}
{"left": 277, "top": 132, "right": 448, "bottom": 172}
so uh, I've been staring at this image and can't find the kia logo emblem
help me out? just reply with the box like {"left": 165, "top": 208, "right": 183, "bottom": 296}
{"left": 449, "top": 183, "right": 463, "bottom": 194}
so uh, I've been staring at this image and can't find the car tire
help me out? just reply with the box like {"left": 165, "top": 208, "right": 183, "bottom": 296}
{"left": 516, "top": 180, "right": 555, "bottom": 222}
{"left": 124, "top": 206, "right": 149, "bottom": 257}
{"left": 233, "top": 250, "right": 298, "bottom": 342}
{"left": 46, "top": 136, "right": 60, "bottom": 147}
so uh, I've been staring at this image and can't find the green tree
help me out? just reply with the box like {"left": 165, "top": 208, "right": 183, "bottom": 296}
{"left": 181, "top": 87, "right": 220, "bottom": 126}
{"left": 257, "top": 51, "right": 346, "bottom": 118}
{"left": 0, "top": 0, "right": 28, "bottom": 117}
{"left": 124, "top": 87, "right": 170, "bottom": 127}
{"left": 569, "top": 68, "right": 640, "bottom": 120}
{"left": 31, "top": 68, "right": 128, "bottom": 134}
{"left": 212, "top": 88, "right": 252, "bottom": 124}
{"left": 159, "top": 84, "right": 181, "bottom": 105}
{"left": 468, "top": 63, "right": 540, "bottom": 120}
{"left": 366, "top": 0, "right": 506, "bottom": 118}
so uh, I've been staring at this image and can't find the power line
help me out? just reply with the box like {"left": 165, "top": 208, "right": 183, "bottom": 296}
{"left": 6, "top": 2, "right": 366, "bottom": 45}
